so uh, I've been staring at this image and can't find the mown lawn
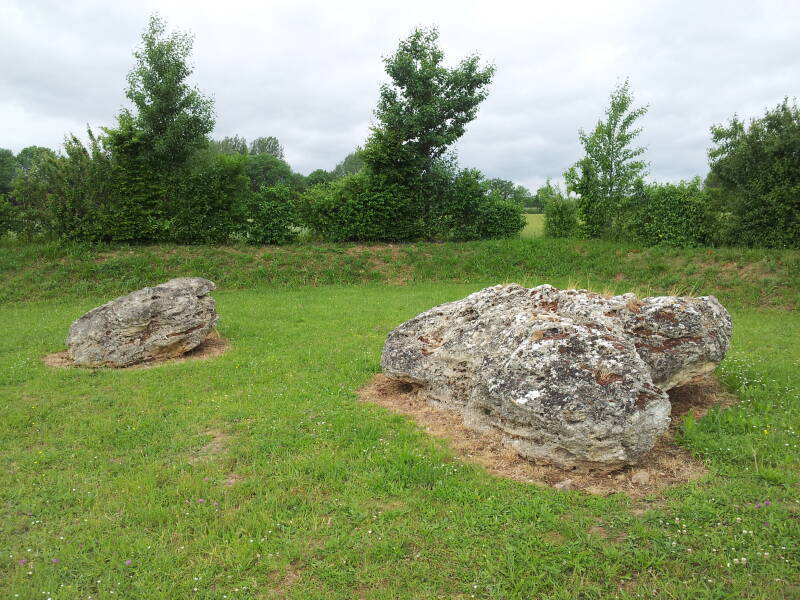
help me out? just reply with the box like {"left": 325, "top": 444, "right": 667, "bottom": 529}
{"left": 1, "top": 270, "right": 798, "bottom": 598}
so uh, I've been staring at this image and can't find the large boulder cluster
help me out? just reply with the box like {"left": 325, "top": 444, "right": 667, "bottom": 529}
{"left": 67, "top": 277, "right": 218, "bottom": 367}
{"left": 381, "top": 284, "right": 732, "bottom": 471}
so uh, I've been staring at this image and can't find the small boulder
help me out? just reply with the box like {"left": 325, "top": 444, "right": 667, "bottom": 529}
{"left": 381, "top": 284, "right": 732, "bottom": 472}
{"left": 67, "top": 277, "right": 218, "bottom": 367}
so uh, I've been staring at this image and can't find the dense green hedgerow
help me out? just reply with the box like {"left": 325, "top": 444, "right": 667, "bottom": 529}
{"left": 708, "top": 98, "right": 800, "bottom": 248}
{"left": 299, "top": 168, "right": 524, "bottom": 242}
{"left": 241, "top": 184, "right": 298, "bottom": 245}
{"left": 616, "top": 179, "right": 711, "bottom": 247}
{"left": 169, "top": 153, "right": 250, "bottom": 244}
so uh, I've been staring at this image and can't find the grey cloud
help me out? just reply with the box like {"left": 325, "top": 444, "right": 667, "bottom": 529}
{"left": 1, "top": 0, "right": 797, "bottom": 190}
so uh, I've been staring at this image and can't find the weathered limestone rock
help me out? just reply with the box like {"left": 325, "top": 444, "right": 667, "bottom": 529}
{"left": 67, "top": 277, "right": 218, "bottom": 367}
{"left": 381, "top": 284, "right": 732, "bottom": 471}
{"left": 525, "top": 285, "right": 733, "bottom": 390}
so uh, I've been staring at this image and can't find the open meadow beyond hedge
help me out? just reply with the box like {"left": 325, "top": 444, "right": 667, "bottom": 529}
{"left": 1, "top": 239, "right": 799, "bottom": 599}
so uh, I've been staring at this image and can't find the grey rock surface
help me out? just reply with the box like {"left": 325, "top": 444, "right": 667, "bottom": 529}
{"left": 67, "top": 277, "right": 218, "bottom": 367}
{"left": 381, "top": 284, "right": 732, "bottom": 471}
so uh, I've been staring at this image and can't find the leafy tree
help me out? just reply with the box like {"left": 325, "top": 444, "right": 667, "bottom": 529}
{"left": 483, "top": 178, "right": 515, "bottom": 201}
{"left": 707, "top": 98, "right": 800, "bottom": 248}
{"left": 15, "top": 146, "right": 55, "bottom": 173}
{"left": 357, "top": 26, "right": 496, "bottom": 239}
{"left": 120, "top": 14, "right": 214, "bottom": 170}
{"left": 483, "top": 178, "right": 532, "bottom": 207}
{"left": 299, "top": 27, "right": 521, "bottom": 242}
{"left": 96, "top": 14, "right": 217, "bottom": 241}
{"left": 212, "top": 135, "right": 248, "bottom": 155}
{"left": 245, "top": 153, "right": 295, "bottom": 192}
{"left": 249, "top": 136, "right": 284, "bottom": 159}
{"left": 331, "top": 149, "right": 365, "bottom": 178}
{"left": 531, "top": 178, "right": 565, "bottom": 213}
{"left": 306, "top": 169, "right": 334, "bottom": 187}
{"left": 364, "top": 27, "right": 495, "bottom": 183}
{"left": 0, "top": 149, "right": 15, "bottom": 195}
{"left": 565, "top": 79, "right": 648, "bottom": 238}
{"left": 303, "top": 150, "right": 366, "bottom": 189}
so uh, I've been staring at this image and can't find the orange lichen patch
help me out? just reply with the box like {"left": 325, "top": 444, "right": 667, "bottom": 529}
{"left": 359, "top": 374, "right": 730, "bottom": 498}
{"left": 594, "top": 368, "right": 623, "bottom": 385}
{"left": 634, "top": 336, "right": 702, "bottom": 353}
{"left": 42, "top": 332, "right": 230, "bottom": 370}
{"left": 626, "top": 299, "right": 644, "bottom": 313}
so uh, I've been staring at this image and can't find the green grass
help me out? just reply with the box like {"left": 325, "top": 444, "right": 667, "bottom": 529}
{"left": 1, "top": 240, "right": 799, "bottom": 598}
{"left": 2, "top": 283, "right": 799, "bottom": 599}
{"left": 521, "top": 213, "right": 544, "bottom": 238}
{"left": 1, "top": 238, "right": 798, "bottom": 310}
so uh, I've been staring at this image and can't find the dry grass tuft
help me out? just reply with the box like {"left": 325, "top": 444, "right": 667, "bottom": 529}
{"left": 188, "top": 429, "right": 231, "bottom": 464}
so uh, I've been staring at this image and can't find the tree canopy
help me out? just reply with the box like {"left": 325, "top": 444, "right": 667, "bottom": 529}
{"left": 0, "top": 149, "right": 15, "bottom": 195}
{"left": 249, "top": 136, "right": 284, "bottom": 159}
{"left": 120, "top": 14, "right": 215, "bottom": 169}
{"left": 565, "top": 79, "right": 648, "bottom": 238}
{"left": 364, "top": 26, "right": 495, "bottom": 182}
{"left": 483, "top": 178, "right": 533, "bottom": 207}
{"left": 707, "top": 98, "right": 800, "bottom": 248}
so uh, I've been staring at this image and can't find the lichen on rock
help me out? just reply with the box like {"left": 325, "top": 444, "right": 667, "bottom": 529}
{"left": 381, "top": 284, "right": 732, "bottom": 471}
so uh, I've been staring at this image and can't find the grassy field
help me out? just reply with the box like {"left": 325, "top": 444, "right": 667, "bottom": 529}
{"left": 1, "top": 240, "right": 799, "bottom": 599}
{"left": 521, "top": 213, "right": 544, "bottom": 238}
{"left": 1, "top": 237, "right": 797, "bottom": 310}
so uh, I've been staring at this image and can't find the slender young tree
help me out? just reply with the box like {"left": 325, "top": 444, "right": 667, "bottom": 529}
{"left": 120, "top": 14, "right": 214, "bottom": 169}
{"left": 101, "top": 14, "right": 216, "bottom": 240}
{"left": 564, "top": 79, "right": 648, "bottom": 238}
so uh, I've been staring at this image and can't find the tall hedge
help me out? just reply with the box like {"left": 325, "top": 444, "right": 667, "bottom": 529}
{"left": 241, "top": 183, "right": 298, "bottom": 245}
{"left": 617, "top": 179, "right": 710, "bottom": 247}
{"left": 169, "top": 153, "right": 250, "bottom": 243}
{"left": 708, "top": 98, "right": 800, "bottom": 248}
{"left": 299, "top": 167, "right": 524, "bottom": 242}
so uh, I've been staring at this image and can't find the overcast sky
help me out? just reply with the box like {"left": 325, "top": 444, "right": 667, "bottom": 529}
{"left": 1, "top": 0, "right": 798, "bottom": 190}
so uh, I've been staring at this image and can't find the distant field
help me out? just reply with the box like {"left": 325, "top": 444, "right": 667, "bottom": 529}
{"left": 521, "top": 213, "right": 544, "bottom": 238}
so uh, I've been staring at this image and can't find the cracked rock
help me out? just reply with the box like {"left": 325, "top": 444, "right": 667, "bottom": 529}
{"left": 67, "top": 277, "right": 218, "bottom": 367}
{"left": 381, "top": 284, "right": 732, "bottom": 471}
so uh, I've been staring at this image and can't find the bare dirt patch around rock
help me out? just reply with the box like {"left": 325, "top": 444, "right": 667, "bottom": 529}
{"left": 359, "top": 374, "right": 735, "bottom": 498}
{"left": 42, "top": 331, "right": 230, "bottom": 370}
